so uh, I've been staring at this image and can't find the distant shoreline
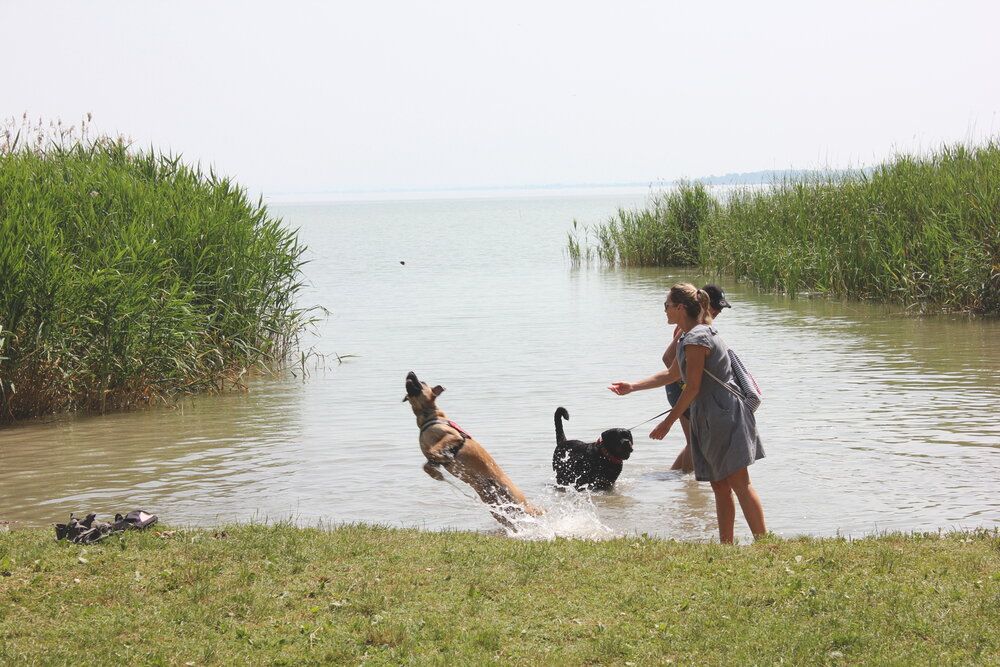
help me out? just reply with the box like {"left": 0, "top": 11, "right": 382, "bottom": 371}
{"left": 265, "top": 184, "right": 655, "bottom": 204}
{"left": 262, "top": 169, "right": 834, "bottom": 204}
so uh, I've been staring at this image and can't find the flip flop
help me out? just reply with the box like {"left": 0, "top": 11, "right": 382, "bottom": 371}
{"left": 112, "top": 510, "right": 158, "bottom": 532}
{"left": 73, "top": 523, "right": 112, "bottom": 544}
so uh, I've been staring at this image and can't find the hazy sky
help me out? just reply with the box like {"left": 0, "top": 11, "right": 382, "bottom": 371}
{"left": 4, "top": 1, "right": 999, "bottom": 196}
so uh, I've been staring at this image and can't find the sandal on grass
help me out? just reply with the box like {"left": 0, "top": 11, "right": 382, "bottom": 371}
{"left": 55, "top": 510, "right": 157, "bottom": 542}
{"left": 54, "top": 513, "right": 97, "bottom": 542}
{"left": 73, "top": 522, "right": 113, "bottom": 544}
{"left": 112, "top": 510, "right": 158, "bottom": 532}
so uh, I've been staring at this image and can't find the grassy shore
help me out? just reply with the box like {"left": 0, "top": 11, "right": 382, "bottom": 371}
{"left": 0, "top": 136, "right": 309, "bottom": 424}
{"left": 1, "top": 525, "right": 997, "bottom": 665}
{"left": 572, "top": 140, "right": 1000, "bottom": 314}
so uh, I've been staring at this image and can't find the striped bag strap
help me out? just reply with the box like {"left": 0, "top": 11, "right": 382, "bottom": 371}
{"left": 702, "top": 367, "right": 746, "bottom": 402}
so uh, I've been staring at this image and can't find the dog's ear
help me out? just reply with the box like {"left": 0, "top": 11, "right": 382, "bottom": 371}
{"left": 431, "top": 385, "right": 445, "bottom": 397}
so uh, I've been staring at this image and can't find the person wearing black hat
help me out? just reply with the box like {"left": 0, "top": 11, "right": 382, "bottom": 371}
{"left": 702, "top": 284, "right": 731, "bottom": 312}
{"left": 662, "top": 284, "right": 731, "bottom": 472}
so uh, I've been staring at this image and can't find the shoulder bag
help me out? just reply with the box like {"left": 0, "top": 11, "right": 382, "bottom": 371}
{"left": 702, "top": 349, "right": 762, "bottom": 413}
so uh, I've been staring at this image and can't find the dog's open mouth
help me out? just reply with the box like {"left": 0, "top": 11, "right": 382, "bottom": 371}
{"left": 404, "top": 371, "right": 422, "bottom": 400}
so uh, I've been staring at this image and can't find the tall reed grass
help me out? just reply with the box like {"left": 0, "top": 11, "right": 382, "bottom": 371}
{"left": 572, "top": 141, "right": 999, "bottom": 313}
{"left": 0, "top": 127, "right": 311, "bottom": 423}
{"left": 572, "top": 182, "right": 716, "bottom": 267}
{"left": 706, "top": 142, "right": 999, "bottom": 313}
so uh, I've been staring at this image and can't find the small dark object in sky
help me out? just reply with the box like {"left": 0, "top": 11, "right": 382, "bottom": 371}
{"left": 400, "top": 261, "right": 405, "bottom": 265}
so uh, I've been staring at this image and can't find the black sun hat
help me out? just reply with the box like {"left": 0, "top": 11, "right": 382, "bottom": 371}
{"left": 702, "top": 284, "right": 731, "bottom": 310}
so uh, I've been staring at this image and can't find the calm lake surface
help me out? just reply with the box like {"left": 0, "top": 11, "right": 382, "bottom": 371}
{"left": 2, "top": 189, "right": 999, "bottom": 542}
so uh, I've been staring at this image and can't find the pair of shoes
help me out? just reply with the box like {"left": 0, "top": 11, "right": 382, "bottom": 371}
{"left": 54, "top": 510, "right": 158, "bottom": 543}
{"left": 54, "top": 513, "right": 98, "bottom": 542}
{"left": 54, "top": 513, "right": 114, "bottom": 543}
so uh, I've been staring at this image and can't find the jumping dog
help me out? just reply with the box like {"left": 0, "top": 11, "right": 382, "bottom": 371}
{"left": 404, "top": 371, "right": 542, "bottom": 528}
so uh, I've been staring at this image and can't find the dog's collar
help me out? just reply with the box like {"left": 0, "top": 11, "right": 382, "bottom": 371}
{"left": 594, "top": 436, "right": 624, "bottom": 465}
{"left": 599, "top": 446, "right": 623, "bottom": 466}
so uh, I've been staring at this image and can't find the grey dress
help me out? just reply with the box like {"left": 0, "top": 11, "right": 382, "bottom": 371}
{"left": 677, "top": 324, "right": 764, "bottom": 482}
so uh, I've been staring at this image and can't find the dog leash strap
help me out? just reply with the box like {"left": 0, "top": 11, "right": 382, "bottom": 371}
{"left": 628, "top": 408, "right": 671, "bottom": 431}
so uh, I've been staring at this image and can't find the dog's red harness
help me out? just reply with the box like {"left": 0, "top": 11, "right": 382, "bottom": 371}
{"left": 421, "top": 419, "right": 471, "bottom": 439}
{"left": 420, "top": 418, "right": 471, "bottom": 459}
{"left": 446, "top": 420, "right": 471, "bottom": 439}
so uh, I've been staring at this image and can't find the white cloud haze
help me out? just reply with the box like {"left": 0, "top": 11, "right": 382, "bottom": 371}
{"left": 4, "top": 0, "right": 999, "bottom": 196}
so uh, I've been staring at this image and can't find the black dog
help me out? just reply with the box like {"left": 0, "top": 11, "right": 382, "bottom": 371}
{"left": 552, "top": 407, "right": 633, "bottom": 491}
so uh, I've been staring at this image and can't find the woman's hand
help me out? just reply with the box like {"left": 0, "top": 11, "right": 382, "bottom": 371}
{"left": 649, "top": 415, "right": 675, "bottom": 440}
{"left": 608, "top": 382, "right": 633, "bottom": 396}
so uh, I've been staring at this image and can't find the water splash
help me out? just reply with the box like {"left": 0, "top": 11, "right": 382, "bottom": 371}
{"left": 435, "top": 468, "right": 617, "bottom": 540}
{"left": 496, "top": 487, "right": 618, "bottom": 541}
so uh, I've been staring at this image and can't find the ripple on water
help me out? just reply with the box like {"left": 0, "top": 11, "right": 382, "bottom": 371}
{"left": 1, "top": 196, "right": 998, "bottom": 538}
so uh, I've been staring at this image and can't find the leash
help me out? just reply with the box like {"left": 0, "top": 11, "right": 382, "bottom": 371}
{"left": 627, "top": 408, "right": 671, "bottom": 431}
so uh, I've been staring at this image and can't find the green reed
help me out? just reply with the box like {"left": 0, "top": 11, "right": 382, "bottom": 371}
{"left": 573, "top": 141, "right": 999, "bottom": 313}
{"left": 566, "top": 218, "right": 594, "bottom": 265}
{"left": 578, "top": 181, "right": 717, "bottom": 267}
{"left": 705, "top": 141, "right": 999, "bottom": 313}
{"left": 0, "top": 139, "right": 311, "bottom": 423}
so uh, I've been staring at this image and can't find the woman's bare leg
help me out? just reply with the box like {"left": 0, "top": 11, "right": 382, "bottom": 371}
{"left": 670, "top": 416, "right": 694, "bottom": 473}
{"left": 725, "top": 467, "right": 766, "bottom": 538}
{"left": 709, "top": 479, "right": 736, "bottom": 544}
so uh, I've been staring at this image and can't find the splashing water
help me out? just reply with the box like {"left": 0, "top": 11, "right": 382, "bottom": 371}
{"left": 503, "top": 489, "right": 618, "bottom": 541}
{"left": 438, "top": 474, "right": 617, "bottom": 540}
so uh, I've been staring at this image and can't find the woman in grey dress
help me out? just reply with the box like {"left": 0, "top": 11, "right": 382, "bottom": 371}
{"left": 663, "top": 283, "right": 732, "bottom": 473}
{"left": 609, "top": 283, "right": 766, "bottom": 544}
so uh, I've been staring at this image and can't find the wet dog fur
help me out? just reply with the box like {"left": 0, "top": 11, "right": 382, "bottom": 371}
{"left": 552, "top": 407, "right": 633, "bottom": 491}
{"left": 404, "top": 371, "right": 542, "bottom": 528}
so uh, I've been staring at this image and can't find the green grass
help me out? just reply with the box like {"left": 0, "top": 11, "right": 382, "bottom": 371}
{"left": 0, "top": 138, "right": 310, "bottom": 424}
{"left": 573, "top": 140, "right": 1000, "bottom": 313}
{"left": 1, "top": 525, "right": 998, "bottom": 665}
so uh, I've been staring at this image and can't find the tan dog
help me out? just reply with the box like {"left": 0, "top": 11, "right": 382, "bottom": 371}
{"left": 404, "top": 371, "right": 542, "bottom": 529}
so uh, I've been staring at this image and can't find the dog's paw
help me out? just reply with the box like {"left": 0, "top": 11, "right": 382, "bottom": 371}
{"left": 423, "top": 461, "right": 445, "bottom": 481}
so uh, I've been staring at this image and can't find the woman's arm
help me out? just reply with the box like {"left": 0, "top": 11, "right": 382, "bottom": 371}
{"left": 650, "top": 344, "right": 707, "bottom": 439}
{"left": 609, "top": 357, "right": 682, "bottom": 395}
{"left": 662, "top": 325, "right": 682, "bottom": 368}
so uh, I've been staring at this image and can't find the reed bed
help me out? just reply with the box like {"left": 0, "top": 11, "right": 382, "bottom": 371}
{"left": 574, "top": 141, "right": 1000, "bottom": 313}
{"left": 571, "top": 181, "right": 716, "bottom": 268}
{"left": 0, "top": 133, "right": 310, "bottom": 424}
{"left": 707, "top": 142, "right": 999, "bottom": 313}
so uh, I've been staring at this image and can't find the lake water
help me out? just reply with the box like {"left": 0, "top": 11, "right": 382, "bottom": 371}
{"left": 2, "top": 190, "right": 998, "bottom": 542}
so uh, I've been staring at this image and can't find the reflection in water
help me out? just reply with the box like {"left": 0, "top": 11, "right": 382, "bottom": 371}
{"left": 1, "top": 193, "right": 998, "bottom": 540}
{"left": 1, "top": 380, "right": 307, "bottom": 526}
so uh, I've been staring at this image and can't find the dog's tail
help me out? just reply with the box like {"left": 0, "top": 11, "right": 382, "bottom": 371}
{"left": 554, "top": 407, "right": 569, "bottom": 445}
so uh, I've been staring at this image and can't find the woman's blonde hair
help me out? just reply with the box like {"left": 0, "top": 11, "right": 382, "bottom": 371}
{"left": 668, "top": 282, "right": 713, "bottom": 325}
